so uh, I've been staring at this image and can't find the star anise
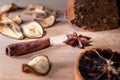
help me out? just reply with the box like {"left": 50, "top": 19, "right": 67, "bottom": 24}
{"left": 63, "top": 32, "right": 91, "bottom": 48}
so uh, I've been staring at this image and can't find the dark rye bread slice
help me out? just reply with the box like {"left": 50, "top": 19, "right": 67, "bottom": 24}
{"left": 66, "top": 0, "right": 120, "bottom": 31}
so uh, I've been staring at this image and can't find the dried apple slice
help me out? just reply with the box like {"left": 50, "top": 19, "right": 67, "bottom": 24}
{"left": 24, "top": 4, "right": 47, "bottom": 16}
{"left": 21, "top": 21, "right": 43, "bottom": 38}
{"left": 0, "top": 3, "right": 19, "bottom": 14}
{"left": 75, "top": 48, "right": 120, "bottom": 80}
{"left": 38, "top": 15, "right": 56, "bottom": 28}
{"left": 0, "top": 19, "right": 23, "bottom": 39}
{"left": 22, "top": 55, "right": 51, "bottom": 75}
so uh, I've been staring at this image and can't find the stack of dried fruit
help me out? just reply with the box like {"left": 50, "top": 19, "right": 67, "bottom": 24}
{"left": 0, "top": 3, "right": 56, "bottom": 39}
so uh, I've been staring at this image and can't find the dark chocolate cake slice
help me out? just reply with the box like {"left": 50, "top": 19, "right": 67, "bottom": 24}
{"left": 67, "top": 0, "right": 120, "bottom": 31}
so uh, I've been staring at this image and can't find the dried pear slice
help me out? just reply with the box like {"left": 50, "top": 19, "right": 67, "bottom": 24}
{"left": 22, "top": 55, "right": 51, "bottom": 75}
{"left": 0, "top": 12, "right": 22, "bottom": 25}
{"left": 0, "top": 3, "right": 19, "bottom": 14}
{"left": 21, "top": 21, "right": 43, "bottom": 38}
{"left": 75, "top": 48, "right": 120, "bottom": 80}
{"left": 0, "top": 12, "right": 9, "bottom": 21}
{"left": 12, "top": 15, "right": 22, "bottom": 25}
{"left": 45, "top": 8, "right": 57, "bottom": 17}
{"left": 24, "top": 4, "right": 47, "bottom": 16}
{"left": 0, "top": 19, "right": 23, "bottom": 39}
{"left": 38, "top": 15, "right": 56, "bottom": 28}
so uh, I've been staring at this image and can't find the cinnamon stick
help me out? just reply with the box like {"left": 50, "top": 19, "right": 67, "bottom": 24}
{"left": 6, "top": 37, "right": 50, "bottom": 56}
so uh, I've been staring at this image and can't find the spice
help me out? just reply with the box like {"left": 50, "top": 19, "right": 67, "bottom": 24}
{"left": 6, "top": 37, "right": 50, "bottom": 56}
{"left": 63, "top": 32, "right": 91, "bottom": 48}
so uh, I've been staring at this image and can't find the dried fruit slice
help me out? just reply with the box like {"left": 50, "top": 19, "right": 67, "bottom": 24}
{"left": 24, "top": 4, "right": 47, "bottom": 16}
{"left": 74, "top": 48, "right": 120, "bottom": 80}
{"left": 0, "top": 3, "right": 19, "bottom": 14}
{"left": 44, "top": 8, "right": 57, "bottom": 17}
{"left": 38, "top": 15, "right": 56, "bottom": 28}
{"left": 22, "top": 55, "right": 51, "bottom": 75}
{"left": 21, "top": 21, "right": 43, "bottom": 38}
{"left": 0, "top": 12, "right": 9, "bottom": 21}
{"left": 12, "top": 15, "right": 22, "bottom": 25}
{"left": 0, "top": 19, "right": 23, "bottom": 39}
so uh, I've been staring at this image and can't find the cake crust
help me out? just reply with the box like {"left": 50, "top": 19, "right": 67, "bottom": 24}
{"left": 67, "top": 0, "right": 120, "bottom": 31}
{"left": 66, "top": 0, "right": 75, "bottom": 21}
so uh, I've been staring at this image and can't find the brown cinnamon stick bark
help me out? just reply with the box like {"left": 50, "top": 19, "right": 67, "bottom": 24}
{"left": 6, "top": 37, "right": 50, "bottom": 56}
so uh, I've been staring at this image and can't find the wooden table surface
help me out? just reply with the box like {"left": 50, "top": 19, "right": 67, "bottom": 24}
{"left": 0, "top": 0, "right": 120, "bottom": 80}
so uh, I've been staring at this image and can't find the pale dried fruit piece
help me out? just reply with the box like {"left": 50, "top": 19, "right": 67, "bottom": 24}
{"left": 24, "top": 4, "right": 47, "bottom": 16}
{"left": 38, "top": 15, "right": 56, "bottom": 28}
{"left": 0, "top": 3, "right": 19, "bottom": 14}
{"left": 75, "top": 48, "right": 120, "bottom": 80}
{"left": 0, "top": 12, "right": 9, "bottom": 21}
{"left": 0, "top": 12, "right": 22, "bottom": 25}
{"left": 24, "top": 4, "right": 57, "bottom": 28}
{"left": 33, "top": 9, "right": 56, "bottom": 21}
{"left": 45, "top": 8, "right": 57, "bottom": 17}
{"left": 21, "top": 21, "right": 43, "bottom": 38}
{"left": 22, "top": 55, "right": 51, "bottom": 75}
{"left": 0, "top": 19, "right": 23, "bottom": 39}
{"left": 12, "top": 15, "right": 22, "bottom": 25}
{"left": 32, "top": 13, "right": 47, "bottom": 21}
